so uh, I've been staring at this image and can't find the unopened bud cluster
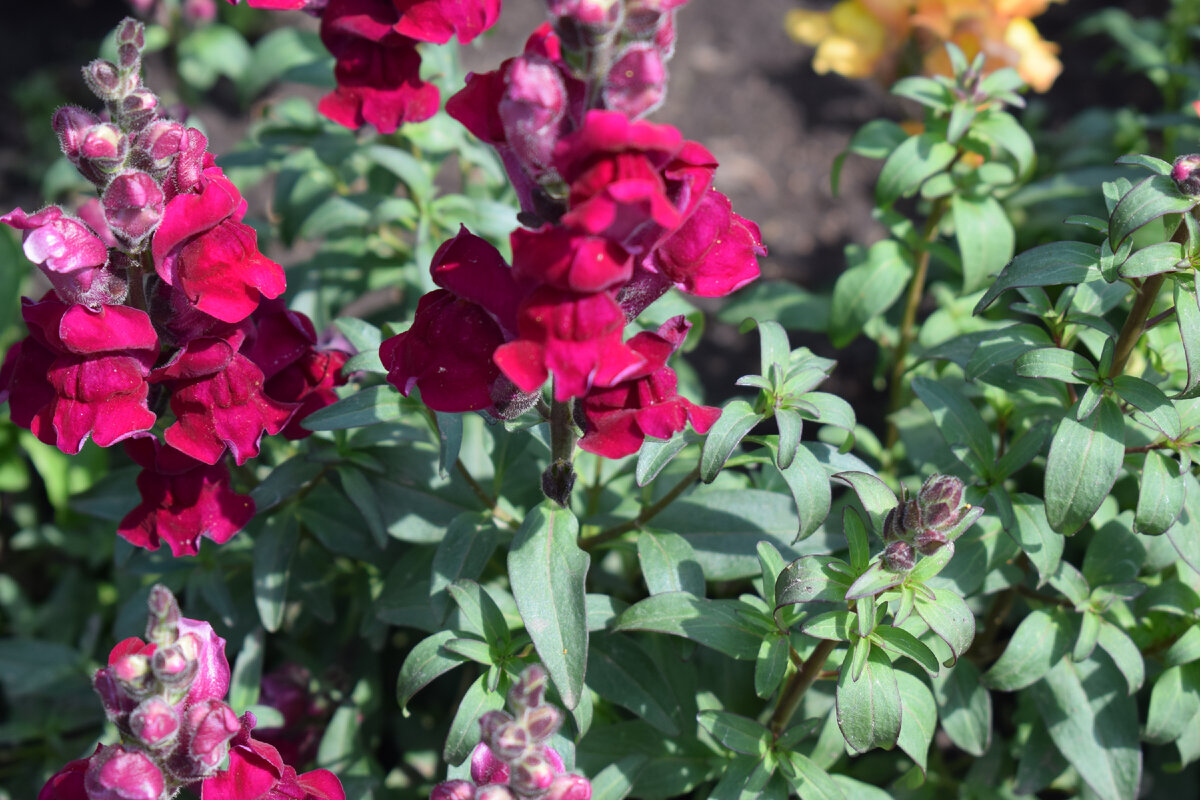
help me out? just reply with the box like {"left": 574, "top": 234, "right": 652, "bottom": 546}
{"left": 431, "top": 665, "right": 592, "bottom": 800}
{"left": 881, "top": 474, "right": 975, "bottom": 573}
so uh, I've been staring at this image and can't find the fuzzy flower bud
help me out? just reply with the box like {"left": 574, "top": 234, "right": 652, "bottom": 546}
{"left": 1173, "top": 154, "right": 1200, "bottom": 196}
{"left": 511, "top": 751, "right": 556, "bottom": 795}
{"left": 914, "top": 529, "right": 950, "bottom": 557}
{"left": 603, "top": 42, "right": 667, "bottom": 118}
{"left": 145, "top": 584, "right": 181, "bottom": 645}
{"left": 548, "top": 0, "right": 624, "bottom": 51}
{"left": 470, "top": 743, "right": 510, "bottom": 786}
{"left": 120, "top": 89, "right": 160, "bottom": 131}
{"left": 134, "top": 120, "right": 185, "bottom": 173}
{"left": 918, "top": 474, "right": 964, "bottom": 511}
{"left": 432, "top": 780, "right": 477, "bottom": 800}
{"left": 491, "top": 721, "right": 531, "bottom": 761}
{"left": 129, "top": 695, "right": 181, "bottom": 749}
{"left": 479, "top": 710, "right": 514, "bottom": 747}
{"left": 116, "top": 17, "right": 145, "bottom": 49}
{"left": 179, "top": 699, "right": 240, "bottom": 775}
{"left": 500, "top": 55, "right": 568, "bottom": 173}
{"left": 103, "top": 170, "right": 164, "bottom": 247}
{"left": 509, "top": 664, "right": 550, "bottom": 712}
{"left": 151, "top": 641, "right": 198, "bottom": 690}
{"left": 882, "top": 540, "right": 916, "bottom": 573}
{"left": 118, "top": 43, "right": 142, "bottom": 73}
{"left": 83, "top": 59, "right": 123, "bottom": 100}
{"left": 111, "top": 652, "right": 156, "bottom": 698}
{"left": 476, "top": 787, "right": 516, "bottom": 800}
{"left": 80, "top": 124, "right": 129, "bottom": 174}
{"left": 546, "top": 774, "right": 592, "bottom": 800}
{"left": 84, "top": 745, "right": 165, "bottom": 800}
{"left": 53, "top": 106, "right": 101, "bottom": 163}
{"left": 522, "top": 704, "right": 563, "bottom": 741}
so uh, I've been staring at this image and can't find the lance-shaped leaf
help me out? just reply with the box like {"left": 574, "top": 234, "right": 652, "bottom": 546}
{"left": 876, "top": 133, "right": 957, "bottom": 206}
{"left": 780, "top": 751, "right": 847, "bottom": 800}
{"left": 1108, "top": 173, "right": 1198, "bottom": 251}
{"left": 873, "top": 625, "right": 940, "bottom": 674}
{"left": 253, "top": 513, "right": 299, "bottom": 633}
{"left": 982, "top": 609, "right": 1071, "bottom": 690}
{"left": 1044, "top": 397, "right": 1125, "bottom": 534}
{"left": 829, "top": 240, "right": 913, "bottom": 347}
{"left": 1006, "top": 494, "right": 1064, "bottom": 585}
{"left": 587, "top": 633, "right": 681, "bottom": 736}
{"left": 913, "top": 587, "right": 975, "bottom": 667}
{"left": 444, "top": 673, "right": 505, "bottom": 764}
{"left": 775, "top": 555, "right": 854, "bottom": 609}
{"left": 508, "top": 503, "right": 590, "bottom": 709}
{"left": 1113, "top": 375, "right": 1181, "bottom": 439}
{"left": 301, "top": 384, "right": 405, "bottom": 430}
{"left": 1097, "top": 620, "right": 1145, "bottom": 695}
{"left": 953, "top": 194, "right": 1014, "bottom": 293}
{"left": 637, "top": 530, "right": 705, "bottom": 597}
{"left": 1119, "top": 241, "right": 1184, "bottom": 278}
{"left": 974, "top": 241, "right": 1099, "bottom": 313}
{"left": 836, "top": 644, "right": 901, "bottom": 753}
{"left": 701, "top": 399, "right": 763, "bottom": 482}
{"left": 1031, "top": 657, "right": 1142, "bottom": 800}
{"left": 613, "top": 593, "right": 762, "bottom": 659}
{"left": 895, "top": 670, "right": 937, "bottom": 775}
{"left": 931, "top": 659, "right": 991, "bottom": 756}
{"left": 1146, "top": 662, "right": 1200, "bottom": 744}
{"left": 636, "top": 432, "right": 689, "bottom": 486}
{"left": 775, "top": 442, "right": 832, "bottom": 541}
{"left": 832, "top": 472, "right": 897, "bottom": 538}
{"left": 698, "top": 710, "right": 770, "bottom": 756}
{"left": 912, "top": 376, "right": 994, "bottom": 475}
{"left": 1136, "top": 450, "right": 1185, "bottom": 535}
{"left": 1175, "top": 275, "right": 1200, "bottom": 399}
{"left": 845, "top": 561, "right": 906, "bottom": 601}
{"left": 1014, "top": 347, "right": 1096, "bottom": 384}
{"left": 430, "top": 514, "right": 498, "bottom": 622}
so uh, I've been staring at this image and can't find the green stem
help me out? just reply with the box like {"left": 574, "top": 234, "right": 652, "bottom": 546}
{"left": 581, "top": 464, "right": 701, "bottom": 550}
{"left": 1110, "top": 274, "right": 1166, "bottom": 377}
{"left": 884, "top": 197, "right": 950, "bottom": 450}
{"left": 768, "top": 638, "right": 837, "bottom": 738}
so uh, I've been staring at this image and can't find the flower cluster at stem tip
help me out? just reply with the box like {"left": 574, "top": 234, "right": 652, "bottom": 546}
{"left": 880, "top": 473, "right": 982, "bottom": 573}
{"left": 379, "top": 0, "right": 766, "bottom": 464}
{"left": 0, "top": 18, "right": 349, "bottom": 558}
{"left": 432, "top": 664, "right": 592, "bottom": 800}
{"left": 38, "top": 585, "right": 345, "bottom": 800}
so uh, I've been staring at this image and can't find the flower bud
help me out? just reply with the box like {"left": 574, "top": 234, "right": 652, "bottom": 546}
{"left": 509, "top": 664, "right": 549, "bottom": 711}
{"left": 152, "top": 641, "right": 198, "bottom": 693}
{"left": 545, "top": 773, "right": 592, "bottom": 800}
{"left": 1173, "top": 154, "right": 1200, "bottom": 196}
{"left": 120, "top": 89, "right": 160, "bottom": 131}
{"left": 883, "top": 540, "right": 916, "bottom": 573}
{"left": 500, "top": 55, "right": 568, "bottom": 173}
{"left": 103, "top": 170, "right": 164, "bottom": 247}
{"left": 624, "top": 0, "right": 682, "bottom": 38}
{"left": 116, "top": 17, "right": 145, "bottom": 49}
{"left": 431, "top": 780, "right": 477, "bottom": 800}
{"left": 476, "top": 787, "right": 516, "bottom": 800}
{"left": 112, "top": 652, "right": 156, "bottom": 697}
{"left": 184, "top": 0, "right": 219, "bottom": 23}
{"left": 181, "top": 699, "right": 240, "bottom": 774}
{"left": 917, "top": 474, "right": 964, "bottom": 511}
{"left": 80, "top": 124, "right": 129, "bottom": 174}
{"left": 83, "top": 59, "right": 123, "bottom": 100}
{"left": 470, "top": 743, "right": 510, "bottom": 786}
{"left": 522, "top": 704, "right": 563, "bottom": 741}
{"left": 130, "top": 696, "right": 181, "bottom": 749}
{"left": 914, "top": 529, "right": 949, "bottom": 557}
{"left": 542, "top": 744, "right": 565, "bottom": 773}
{"left": 548, "top": 0, "right": 624, "bottom": 51}
{"left": 170, "top": 127, "right": 210, "bottom": 195}
{"left": 118, "top": 43, "right": 141, "bottom": 73}
{"left": 479, "top": 710, "right": 515, "bottom": 747}
{"left": 173, "top": 621, "right": 231, "bottom": 707}
{"left": 53, "top": 106, "right": 101, "bottom": 163}
{"left": 134, "top": 120, "right": 185, "bottom": 173}
{"left": 145, "top": 584, "right": 181, "bottom": 645}
{"left": 882, "top": 506, "right": 902, "bottom": 543}
{"left": 511, "top": 752, "right": 556, "bottom": 795}
{"left": 491, "top": 720, "right": 531, "bottom": 761}
{"left": 84, "top": 745, "right": 165, "bottom": 800}
{"left": 603, "top": 43, "right": 666, "bottom": 118}
{"left": 94, "top": 669, "right": 138, "bottom": 723}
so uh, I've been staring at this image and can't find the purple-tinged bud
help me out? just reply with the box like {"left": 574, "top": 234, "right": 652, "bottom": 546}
{"left": 545, "top": 774, "right": 592, "bottom": 800}
{"left": 103, "top": 171, "right": 164, "bottom": 247}
{"left": 94, "top": 668, "right": 138, "bottom": 723}
{"left": 53, "top": 106, "right": 101, "bottom": 162}
{"left": 83, "top": 59, "right": 123, "bottom": 100}
{"left": 120, "top": 90, "right": 160, "bottom": 131}
{"left": 883, "top": 541, "right": 916, "bottom": 574}
{"left": 479, "top": 710, "right": 515, "bottom": 747}
{"left": 476, "top": 787, "right": 516, "bottom": 800}
{"left": 1173, "top": 154, "right": 1200, "bottom": 196}
{"left": 542, "top": 745, "right": 565, "bottom": 773}
{"left": 522, "top": 704, "right": 563, "bottom": 741}
{"left": 470, "top": 743, "right": 510, "bottom": 786}
{"left": 511, "top": 752, "right": 557, "bottom": 796}
{"left": 500, "top": 55, "right": 568, "bottom": 173}
{"left": 923, "top": 502, "right": 954, "bottom": 529}
{"left": 118, "top": 43, "right": 142, "bottom": 73}
{"left": 431, "top": 780, "right": 477, "bottom": 800}
{"left": 492, "top": 721, "right": 531, "bottom": 761}
{"left": 624, "top": 0, "right": 686, "bottom": 39}
{"left": 184, "top": 0, "right": 219, "bottom": 23}
{"left": 173, "top": 622, "right": 231, "bottom": 707}
{"left": 80, "top": 124, "right": 129, "bottom": 174}
{"left": 603, "top": 43, "right": 667, "bottom": 119}
{"left": 509, "top": 664, "right": 549, "bottom": 711}
{"left": 152, "top": 642, "right": 198, "bottom": 691}
{"left": 180, "top": 699, "right": 240, "bottom": 774}
{"left": 145, "top": 584, "right": 181, "bottom": 645}
{"left": 899, "top": 498, "right": 922, "bottom": 538}
{"left": 116, "top": 17, "right": 145, "bottom": 49}
{"left": 134, "top": 120, "right": 185, "bottom": 173}
{"left": 882, "top": 507, "right": 902, "bottom": 543}
{"left": 918, "top": 474, "right": 964, "bottom": 511}
{"left": 130, "top": 696, "right": 181, "bottom": 749}
{"left": 111, "top": 652, "right": 156, "bottom": 697}
{"left": 914, "top": 529, "right": 949, "bottom": 557}
{"left": 84, "top": 745, "right": 165, "bottom": 800}
{"left": 170, "top": 128, "right": 209, "bottom": 195}
{"left": 548, "top": 0, "right": 624, "bottom": 51}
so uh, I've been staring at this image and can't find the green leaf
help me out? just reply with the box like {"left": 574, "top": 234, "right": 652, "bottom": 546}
{"left": 952, "top": 195, "right": 1014, "bottom": 293}
{"left": 911, "top": 376, "right": 994, "bottom": 474}
{"left": 836, "top": 645, "right": 902, "bottom": 753}
{"left": 444, "top": 674, "right": 505, "bottom": 765}
{"left": 1045, "top": 397, "right": 1126, "bottom": 534}
{"left": 1006, "top": 494, "right": 1064, "bottom": 585}
{"left": 1097, "top": 621, "right": 1144, "bottom": 695}
{"left": 913, "top": 587, "right": 974, "bottom": 667}
{"left": 396, "top": 630, "right": 470, "bottom": 713}
{"left": 508, "top": 503, "right": 590, "bottom": 709}
{"left": 1013, "top": 347, "right": 1095, "bottom": 384}
{"left": 366, "top": 143, "right": 435, "bottom": 200}
{"left": 301, "top": 385, "right": 405, "bottom": 431}
{"left": 1108, "top": 174, "right": 1198, "bottom": 250}
{"left": 931, "top": 659, "right": 991, "bottom": 756}
{"left": 873, "top": 133, "right": 955, "bottom": 206}
{"left": 701, "top": 399, "right": 763, "bottom": 482}
{"left": 974, "top": 241, "right": 1099, "bottom": 313}
{"left": 1136, "top": 450, "right": 1185, "bottom": 535}
{"left": 435, "top": 411, "right": 463, "bottom": 480}
{"left": 1163, "top": 626, "right": 1200, "bottom": 668}
{"left": 775, "top": 408, "right": 803, "bottom": 470}
{"left": 982, "top": 609, "right": 1070, "bottom": 690}
{"left": 1118, "top": 241, "right": 1183, "bottom": 278}
{"left": 443, "top": 638, "right": 493, "bottom": 665}
{"left": 775, "top": 442, "right": 831, "bottom": 541}
{"left": 253, "top": 513, "right": 299, "bottom": 633}
{"left": 1031, "top": 656, "right": 1142, "bottom": 800}
{"left": 430, "top": 514, "right": 498, "bottom": 622}
{"left": 775, "top": 556, "right": 854, "bottom": 608}
{"left": 1174, "top": 276, "right": 1200, "bottom": 399}
{"left": 895, "top": 670, "right": 936, "bottom": 774}
{"left": 637, "top": 530, "right": 705, "bottom": 596}
{"left": 613, "top": 593, "right": 762, "bottom": 659}
{"left": 1113, "top": 375, "right": 1181, "bottom": 439}
{"left": 829, "top": 240, "right": 913, "bottom": 347}
{"left": 1147, "top": 663, "right": 1200, "bottom": 744}
{"left": 973, "top": 110, "right": 1034, "bottom": 177}
{"left": 636, "top": 434, "right": 689, "bottom": 486}
{"left": 873, "top": 626, "right": 940, "bottom": 674}
{"left": 890, "top": 78, "right": 953, "bottom": 111}
{"left": 755, "top": 635, "right": 790, "bottom": 699}
{"left": 447, "top": 581, "right": 509, "bottom": 645}
{"left": 177, "top": 23, "right": 252, "bottom": 90}
{"left": 698, "top": 710, "right": 770, "bottom": 756}
{"left": 587, "top": 634, "right": 681, "bottom": 736}
{"left": 802, "top": 610, "right": 856, "bottom": 641}
{"left": 1114, "top": 153, "right": 1172, "bottom": 174}
{"left": 781, "top": 752, "right": 847, "bottom": 800}
{"left": 832, "top": 472, "right": 897, "bottom": 539}
{"left": 844, "top": 561, "right": 905, "bottom": 601}
{"left": 228, "top": 629, "right": 265, "bottom": 714}
{"left": 588, "top": 755, "right": 645, "bottom": 800}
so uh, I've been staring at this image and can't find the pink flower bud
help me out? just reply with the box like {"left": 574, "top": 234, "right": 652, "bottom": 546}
{"left": 145, "top": 584, "right": 181, "bottom": 645}
{"left": 130, "top": 696, "right": 181, "bottom": 749}
{"left": 1173, "top": 154, "right": 1200, "bottom": 196}
{"left": 152, "top": 641, "right": 198, "bottom": 690}
{"left": 478, "top": 710, "right": 514, "bottom": 747}
{"left": 118, "top": 43, "right": 141, "bottom": 72}
{"left": 500, "top": 55, "right": 568, "bottom": 173}
{"left": 476, "top": 787, "right": 516, "bottom": 800}
{"left": 112, "top": 652, "right": 156, "bottom": 696}
{"left": 431, "top": 780, "right": 477, "bottom": 800}
{"left": 545, "top": 774, "right": 592, "bottom": 800}
{"left": 542, "top": 744, "right": 565, "bottom": 773}
{"left": 183, "top": 0, "right": 218, "bottom": 22}
{"left": 170, "top": 128, "right": 209, "bottom": 194}
{"left": 470, "top": 743, "right": 510, "bottom": 786}
{"left": 80, "top": 124, "right": 129, "bottom": 173}
{"left": 53, "top": 106, "right": 101, "bottom": 163}
{"left": 624, "top": 0, "right": 688, "bottom": 38}
{"left": 883, "top": 541, "right": 916, "bottom": 574}
{"left": 120, "top": 90, "right": 160, "bottom": 131}
{"left": 84, "top": 745, "right": 165, "bottom": 800}
{"left": 546, "top": 0, "right": 622, "bottom": 26}
{"left": 116, "top": 18, "right": 145, "bottom": 49}
{"left": 917, "top": 474, "right": 964, "bottom": 512}
{"left": 181, "top": 699, "right": 241, "bottom": 774}
{"left": 83, "top": 60, "right": 123, "bottom": 100}
{"left": 522, "top": 704, "right": 562, "bottom": 741}
{"left": 174, "top": 620, "right": 231, "bottom": 707}
{"left": 38, "top": 752, "right": 90, "bottom": 800}
{"left": 134, "top": 121, "right": 186, "bottom": 175}
{"left": 491, "top": 721, "right": 530, "bottom": 761}
{"left": 103, "top": 171, "right": 164, "bottom": 246}
{"left": 603, "top": 43, "right": 666, "bottom": 118}
{"left": 508, "top": 664, "right": 549, "bottom": 711}
{"left": 511, "top": 752, "right": 556, "bottom": 795}
{"left": 914, "top": 529, "right": 950, "bottom": 557}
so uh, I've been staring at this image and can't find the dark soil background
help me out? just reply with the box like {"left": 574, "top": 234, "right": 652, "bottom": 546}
{"left": 0, "top": 0, "right": 1167, "bottom": 419}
